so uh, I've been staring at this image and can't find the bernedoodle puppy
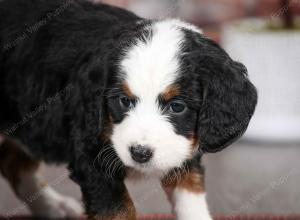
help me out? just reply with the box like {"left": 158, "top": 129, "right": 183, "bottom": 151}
{"left": 0, "top": 0, "right": 257, "bottom": 219}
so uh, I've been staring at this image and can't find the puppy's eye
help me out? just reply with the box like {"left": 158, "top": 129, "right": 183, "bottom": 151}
{"left": 168, "top": 100, "right": 186, "bottom": 114}
{"left": 120, "top": 96, "right": 134, "bottom": 109}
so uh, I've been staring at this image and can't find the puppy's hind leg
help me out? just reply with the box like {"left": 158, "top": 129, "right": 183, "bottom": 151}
{"left": 0, "top": 138, "right": 83, "bottom": 218}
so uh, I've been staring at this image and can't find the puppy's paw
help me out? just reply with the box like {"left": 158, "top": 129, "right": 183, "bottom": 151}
{"left": 174, "top": 190, "right": 213, "bottom": 220}
{"left": 28, "top": 186, "right": 83, "bottom": 218}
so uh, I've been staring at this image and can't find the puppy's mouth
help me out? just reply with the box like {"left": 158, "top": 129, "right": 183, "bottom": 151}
{"left": 113, "top": 140, "right": 192, "bottom": 177}
{"left": 126, "top": 163, "right": 166, "bottom": 178}
{"left": 127, "top": 158, "right": 163, "bottom": 176}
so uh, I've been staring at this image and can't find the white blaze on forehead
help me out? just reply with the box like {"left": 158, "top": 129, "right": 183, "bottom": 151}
{"left": 120, "top": 20, "right": 185, "bottom": 98}
{"left": 112, "top": 20, "right": 194, "bottom": 173}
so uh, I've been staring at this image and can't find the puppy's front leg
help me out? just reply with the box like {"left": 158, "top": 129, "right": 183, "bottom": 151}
{"left": 161, "top": 159, "right": 212, "bottom": 220}
{"left": 87, "top": 189, "right": 136, "bottom": 220}
{"left": 70, "top": 163, "right": 136, "bottom": 220}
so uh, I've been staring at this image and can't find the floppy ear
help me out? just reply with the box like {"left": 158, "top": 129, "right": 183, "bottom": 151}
{"left": 195, "top": 39, "right": 258, "bottom": 153}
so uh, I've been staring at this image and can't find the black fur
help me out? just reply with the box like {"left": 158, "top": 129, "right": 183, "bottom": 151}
{"left": 178, "top": 30, "right": 258, "bottom": 152}
{"left": 0, "top": 0, "right": 144, "bottom": 216}
{"left": 0, "top": 0, "right": 257, "bottom": 217}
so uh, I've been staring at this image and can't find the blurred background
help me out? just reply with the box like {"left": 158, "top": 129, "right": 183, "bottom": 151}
{"left": 1, "top": 0, "right": 300, "bottom": 217}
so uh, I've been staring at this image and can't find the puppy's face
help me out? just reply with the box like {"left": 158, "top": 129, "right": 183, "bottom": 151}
{"left": 108, "top": 82, "right": 196, "bottom": 175}
{"left": 105, "top": 20, "right": 257, "bottom": 175}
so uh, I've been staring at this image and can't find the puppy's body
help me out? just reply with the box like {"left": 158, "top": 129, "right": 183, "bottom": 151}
{"left": 0, "top": 0, "right": 139, "bottom": 163}
{"left": 0, "top": 0, "right": 257, "bottom": 219}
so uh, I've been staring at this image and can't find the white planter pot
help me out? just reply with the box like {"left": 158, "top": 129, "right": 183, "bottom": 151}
{"left": 222, "top": 18, "right": 300, "bottom": 142}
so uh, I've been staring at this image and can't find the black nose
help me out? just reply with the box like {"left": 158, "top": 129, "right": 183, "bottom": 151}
{"left": 130, "top": 145, "right": 153, "bottom": 164}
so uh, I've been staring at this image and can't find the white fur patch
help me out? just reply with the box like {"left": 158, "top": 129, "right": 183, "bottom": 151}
{"left": 112, "top": 20, "right": 192, "bottom": 175}
{"left": 120, "top": 20, "right": 184, "bottom": 96}
{"left": 173, "top": 190, "right": 212, "bottom": 220}
{"left": 17, "top": 172, "right": 83, "bottom": 218}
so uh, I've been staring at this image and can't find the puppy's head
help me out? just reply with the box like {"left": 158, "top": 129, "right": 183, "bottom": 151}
{"left": 104, "top": 19, "right": 257, "bottom": 175}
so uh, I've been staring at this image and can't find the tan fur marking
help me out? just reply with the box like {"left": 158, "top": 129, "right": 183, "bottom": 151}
{"left": 122, "top": 82, "right": 134, "bottom": 98}
{"left": 161, "top": 85, "right": 180, "bottom": 101}
{"left": 177, "top": 170, "right": 204, "bottom": 193}
{"left": 190, "top": 133, "right": 200, "bottom": 150}
{"left": 0, "top": 139, "right": 40, "bottom": 190}
{"left": 162, "top": 168, "right": 205, "bottom": 194}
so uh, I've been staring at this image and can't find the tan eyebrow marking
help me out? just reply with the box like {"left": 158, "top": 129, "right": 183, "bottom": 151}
{"left": 161, "top": 84, "right": 180, "bottom": 101}
{"left": 122, "top": 82, "right": 134, "bottom": 98}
